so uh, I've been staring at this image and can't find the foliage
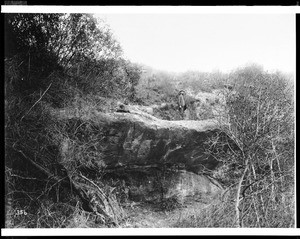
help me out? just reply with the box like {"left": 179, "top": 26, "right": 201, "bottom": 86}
{"left": 4, "top": 13, "right": 141, "bottom": 228}
{"left": 135, "top": 66, "right": 230, "bottom": 106}
{"left": 205, "top": 65, "right": 294, "bottom": 227}
{"left": 173, "top": 186, "right": 294, "bottom": 228}
{"left": 4, "top": 12, "right": 294, "bottom": 228}
{"left": 5, "top": 101, "right": 76, "bottom": 228}
{"left": 135, "top": 68, "right": 177, "bottom": 105}
{"left": 5, "top": 13, "right": 63, "bottom": 94}
{"left": 5, "top": 13, "right": 141, "bottom": 102}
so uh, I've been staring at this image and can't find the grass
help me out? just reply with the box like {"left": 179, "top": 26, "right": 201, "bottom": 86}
{"left": 4, "top": 90, "right": 121, "bottom": 228}
{"left": 4, "top": 63, "right": 294, "bottom": 228}
{"left": 5, "top": 94, "right": 295, "bottom": 228}
{"left": 172, "top": 185, "right": 295, "bottom": 228}
{"left": 173, "top": 192, "right": 235, "bottom": 228}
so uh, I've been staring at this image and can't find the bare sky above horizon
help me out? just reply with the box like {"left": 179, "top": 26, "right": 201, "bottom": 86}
{"left": 96, "top": 14, "right": 295, "bottom": 74}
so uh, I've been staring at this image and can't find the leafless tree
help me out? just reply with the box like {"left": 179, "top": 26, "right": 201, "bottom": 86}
{"left": 206, "top": 69, "right": 294, "bottom": 227}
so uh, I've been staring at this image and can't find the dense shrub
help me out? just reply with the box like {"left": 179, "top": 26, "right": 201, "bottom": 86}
{"left": 4, "top": 13, "right": 141, "bottom": 228}
{"left": 204, "top": 65, "right": 294, "bottom": 227}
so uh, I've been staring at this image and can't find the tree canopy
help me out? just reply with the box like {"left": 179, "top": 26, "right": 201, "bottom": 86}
{"left": 5, "top": 13, "right": 141, "bottom": 102}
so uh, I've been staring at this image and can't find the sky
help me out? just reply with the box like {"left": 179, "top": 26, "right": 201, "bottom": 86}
{"left": 96, "top": 14, "right": 295, "bottom": 74}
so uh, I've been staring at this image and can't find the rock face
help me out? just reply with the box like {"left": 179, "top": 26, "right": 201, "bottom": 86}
{"left": 165, "top": 170, "right": 223, "bottom": 200}
{"left": 61, "top": 109, "right": 222, "bottom": 173}
{"left": 56, "top": 107, "right": 231, "bottom": 204}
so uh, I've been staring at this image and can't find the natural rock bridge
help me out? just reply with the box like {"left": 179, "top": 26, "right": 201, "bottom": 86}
{"left": 53, "top": 106, "right": 235, "bottom": 223}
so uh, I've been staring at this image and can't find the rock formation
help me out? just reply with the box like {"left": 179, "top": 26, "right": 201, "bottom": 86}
{"left": 60, "top": 108, "right": 223, "bottom": 173}
{"left": 53, "top": 106, "right": 234, "bottom": 222}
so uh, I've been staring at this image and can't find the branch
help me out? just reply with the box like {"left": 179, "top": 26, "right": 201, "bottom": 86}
{"left": 9, "top": 173, "right": 45, "bottom": 181}
{"left": 11, "top": 145, "right": 94, "bottom": 212}
{"left": 20, "top": 82, "right": 52, "bottom": 121}
{"left": 240, "top": 169, "right": 290, "bottom": 199}
{"left": 220, "top": 182, "right": 240, "bottom": 201}
{"left": 78, "top": 172, "right": 117, "bottom": 224}
{"left": 12, "top": 146, "right": 59, "bottom": 181}
{"left": 78, "top": 172, "right": 106, "bottom": 198}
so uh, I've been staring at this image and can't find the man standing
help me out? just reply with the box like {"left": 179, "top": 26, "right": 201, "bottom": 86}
{"left": 178, "top": 90, "right": 187, "bottom": 119}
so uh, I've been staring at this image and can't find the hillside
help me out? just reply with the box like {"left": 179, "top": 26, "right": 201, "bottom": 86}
{"left": 4, "top": 13, "right": 295, "bottom": 229}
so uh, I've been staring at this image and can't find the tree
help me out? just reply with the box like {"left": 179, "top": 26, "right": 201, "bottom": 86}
{"left": 5, "top": 13, "right": 63, "bottom": 94}
{"left": 122, "top": 60, "right": 142, "bottom": 102}
{"left": 208, "top": 66, "right": 294, "bottom": 227}
{"left": 5, "top": 13, "right": 139, "bottom": 101}
{"left": 4, "top": 13, "right": 141, "bottom": 227}
{"left": 51, "top": 14, "right": 122, "bottom": 71}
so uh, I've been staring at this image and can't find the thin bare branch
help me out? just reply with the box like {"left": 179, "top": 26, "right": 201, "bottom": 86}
{"left": 20, "top": 82, "right": 52, "bottom": 121}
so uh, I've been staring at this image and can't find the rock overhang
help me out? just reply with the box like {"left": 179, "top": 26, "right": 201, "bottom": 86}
{"left": 57, "top": 109, "right": 234, "bottom": 175}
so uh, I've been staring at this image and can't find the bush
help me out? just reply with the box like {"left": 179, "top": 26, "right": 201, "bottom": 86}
{"left": 204, "top": 65, "right": 294, "bottom": 227}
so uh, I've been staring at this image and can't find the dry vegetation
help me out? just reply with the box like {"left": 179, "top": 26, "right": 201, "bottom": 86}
{"left": 5, "top": 13, "right": 295, "bottom": 229}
